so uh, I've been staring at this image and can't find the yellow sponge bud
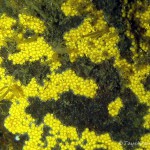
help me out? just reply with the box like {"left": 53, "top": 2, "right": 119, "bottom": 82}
{"left": 143, "top": 114, "right": 150, "bottom": 129}
{"left": 19, "top": 13, "right": 45, "bottom": 34}
{"left": 108, "top": 97, "right": 123, "bottom": 117}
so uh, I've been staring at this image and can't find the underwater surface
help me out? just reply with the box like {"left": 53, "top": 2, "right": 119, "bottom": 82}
{"left": 0, "top": 0, "right": 150, "bottom": 150}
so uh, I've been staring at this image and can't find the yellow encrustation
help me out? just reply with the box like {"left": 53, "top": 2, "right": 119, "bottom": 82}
{"left": 8, "top": 36, "right": 61, "bottom": 71}
{"left": 19, "top": 13, "right": 46, "bottom": 34}
{"left": 0, "top": 13, "right": 16, "bottom": 48}
{"left": 61, "top": 0, "right": 95, "bottom": 16}
{"left": 108, "top": 97, "right": 123, "bottom": 117}
{"left": 39, "top": 69, "right": 98, "bottom": 101}
{"left": 0, "top": 0, "right": 150, "bottom": 149}
{"left": 143, "top": 112, "right": 150, "bottom": 129}
{"left": 136, "top": 134, "right": 150, "bottom": 150}
{"left": 64, "top": 10, "right": 119, "bottom": 63}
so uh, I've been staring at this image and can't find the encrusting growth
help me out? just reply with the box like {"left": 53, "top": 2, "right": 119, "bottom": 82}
{"left": 0, "top": 0, "right": 150, "bottom": 149}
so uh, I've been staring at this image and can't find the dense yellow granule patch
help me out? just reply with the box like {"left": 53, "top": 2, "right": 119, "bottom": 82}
{"left": 125, "top": 2, "right": 150, "bottom": 60}
{"left": 64, "top": 11, "right": 119, "bottom": 63}
{"left": 61, "top": 0, "right": 95, "bottom": 16}
{"left": 8, "top": 36, "right": 61, "bottom": 70}
{"left": 129, "top": 65, "right": 150, "bottom": 106}
{"left": 39, "top": 69, "right": 98, "bottom": 101}
{"left": 134, "top": 4, "right": 150, "bottom": 63}
{"left": 137, "top": 134, "right": 150, "bottom": 150}
{"left": 8, "top": 37, "right": 53, "bottom": 63}
{"left": 0, "top": 13, "right": 16, "bottom": 47}
{"left": 19, "top": 13, "right": 45, "bottom": 34}
{"left": 108, "top": 97, "right": 123, "bottom": 117}
{"left": 19, "top": 69, "right": 98, "bottom": 101}
{"left": 143, "top": 113, "right": 150, "bottom": 129}
{"left": 4, "top": 96, "right": 34, "bottom": 134}
{"left": 22, "top": 78, "right": 39, "bottom": 97}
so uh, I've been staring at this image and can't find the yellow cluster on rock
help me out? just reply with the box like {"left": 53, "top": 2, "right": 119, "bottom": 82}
{"left": 39, "top": 69, "right": 98, "bottom": 101}
{"left": 18, "top": 69, "right": 98, "bottom": 101}
{"left": 129, "top": 65, "right": 150, "bottom": 106}
{"left": 4, "top": 97, "right": 34, "bottom": 134}
{"left": 0, "top": 12, "right": 99, "bottom": 150}
{"left": 4, "top": 97, "right": 44, "bottom": 150}
{"left": 143, "top": 113, "right": 150, "bottom": 129}
{"left": 136, "top": 134, "right": 150, "bottom": 150}
{"left": 0, "top": 58, "right": 6, "bottom": 80}
{"left": 133, "top": 1, "right": 150, "bottom": 66}
{"left": 24, "top": 113, "right": 124, "bottom": 150}
{"left": 79, "top": 129, "right": 123, "bottom": 150}
{"left": 0, "top": 13, "right": 16, "bottom": 48}
{"left": 121, "top": 0, "right": 150, "bottom": 62}
{"left": 114, "top": 55, "right": 150, "bottom": 106}
{"left": 22, "top": 78, "right": 39, "bottom": 97}
{"left": 61, "top": 0, "right": 95, "bottom": 16}
{"left": 19, "top": 13, "right": 46, "bottom": 34}
{"left": 108, "top": 97, "right": 123, "bottom": 117}
{"left": 8, "top": 36, "right": 61, "bottom": 71}
{"left": 64, "top": 10, "right": 119, "bottom": 63}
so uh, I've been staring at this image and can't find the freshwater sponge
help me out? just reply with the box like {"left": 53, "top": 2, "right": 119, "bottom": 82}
{"left": 0, "top": 0, "right": 150, "bottom": 150}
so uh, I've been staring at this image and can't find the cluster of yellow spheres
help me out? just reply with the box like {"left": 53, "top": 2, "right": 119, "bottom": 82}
{"left": 135, "top": 5, "right": 150, "bottom": 37}
{"left": 137, "top": 134, "right": 150, "bottom": 150}
{"left": 8, "top": 36, "right": 61, "bottom": 71}
{"left": 39, "top": 69, "right": 98, "bottom": 101}
{"left": 9, "top": 69, "right": 98, "bottom": 102}
{"left": 143, "top": 113, "right": 150, "bottom": 129}
{"left": 129, "top": 65, "right": 150, "bottom": 106}
{"left": 0, "top": 14, "right": 16, "bottom": 48}
{"left": 61, "top": 0, "right": 94, "bottom": 16}
{"left": 64, "top": 10, "right": 119, "bottom": 63}
{"left": 108, "top": 97, "right": 123, "bottom": 117}
{"left": 19, "top": 13, "right": 46, "bottom": 34}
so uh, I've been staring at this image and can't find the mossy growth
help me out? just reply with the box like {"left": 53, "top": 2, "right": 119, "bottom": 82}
{"left": 34, "top": 0, "right": 84, "bottom": 49}
{"left": 40, "top": 125, "right": 51, "bottom": 147}
{"left": 55, "top": 53, "right": 72, "bottom": 74}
